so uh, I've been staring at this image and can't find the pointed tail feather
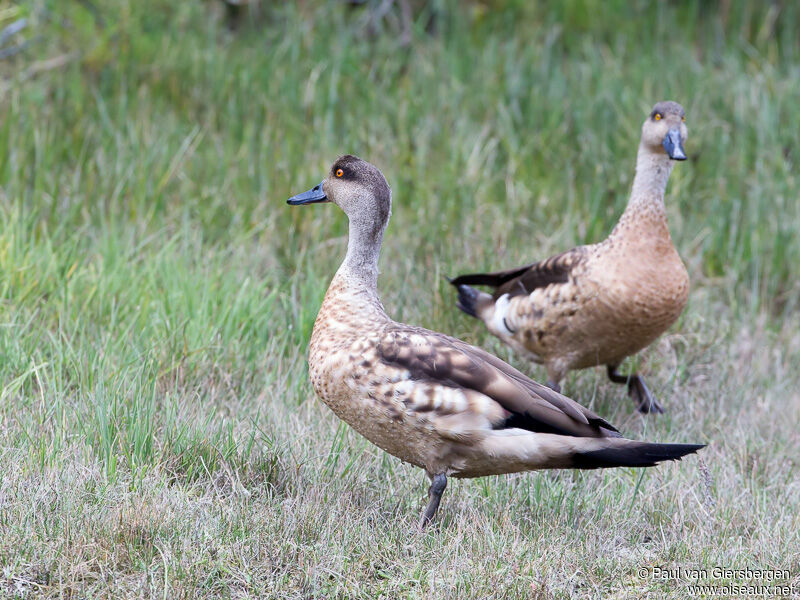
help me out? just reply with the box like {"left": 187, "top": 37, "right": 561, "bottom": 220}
{"left": 448, "top": 276, "right": 502, "bottom": 322}
{"left": 454, "top": 283, "right": 482, "bottom": 318}
{"left": 449, "top": 273, "right": 502, "bottom": 288}
{"left": 465, "top": 432, "right": 705, "bottom": 477}
{"left": 573, "top": 441, "right": 706, "bottom": 470}
{"left": 449, "top": 265, "right": 531, "bottom": 289}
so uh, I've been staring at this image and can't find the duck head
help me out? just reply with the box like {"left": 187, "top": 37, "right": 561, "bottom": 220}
{"left": 288, "top": 155, "right": 392, "bottom": 231}
{"left": 640, "top": 101, "right": 688, "bottom": 161}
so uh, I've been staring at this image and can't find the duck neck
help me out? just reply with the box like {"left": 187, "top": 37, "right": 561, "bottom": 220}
{"left": 615, "top": 144, "right": 675, "bottom": 235}
{"left": 336, "top": 212, "right": 386, "bottom": 297}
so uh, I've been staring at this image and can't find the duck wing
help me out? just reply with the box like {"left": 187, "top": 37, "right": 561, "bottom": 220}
{"left": 376, "top": 325, "right": 618, "bottom": 439}
{"left": 450, "top": 247, "right": 587, "bottom": 300}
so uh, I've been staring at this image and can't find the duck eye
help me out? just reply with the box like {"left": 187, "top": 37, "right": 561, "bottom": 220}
{"left": 654, "top": 113, "right": 662, "bottom": 121}
{"left": 336, "top": 169, "right": 344, "bottom": 178}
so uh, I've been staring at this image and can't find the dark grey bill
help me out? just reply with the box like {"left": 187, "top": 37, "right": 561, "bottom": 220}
{"left": 662, "top": 129, "right": 686, "bottom": 161}
{"left": 287, "top": 181, "right": 327, "bottom": 205}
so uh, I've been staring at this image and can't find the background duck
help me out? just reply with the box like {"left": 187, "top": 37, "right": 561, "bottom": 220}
{"left": 450, "top": 101, "right": 690, "bottom": 414}
{"left": 288, "top": 154, "right": 703, "bottom": 528}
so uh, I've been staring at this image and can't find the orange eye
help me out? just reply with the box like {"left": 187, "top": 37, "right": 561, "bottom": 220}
{"left": 336, "top": 169, "right": 344, "bottom": 178}
{"left": 654, "top": 113, "right": 662, "bottom": 121}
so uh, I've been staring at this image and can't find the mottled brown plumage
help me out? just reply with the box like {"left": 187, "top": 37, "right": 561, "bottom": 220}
{"left": 451, "top": 101, "right": 690, "bottom": 414}
{"left": 288, "top": 154, "right": 703, "bottom": 528}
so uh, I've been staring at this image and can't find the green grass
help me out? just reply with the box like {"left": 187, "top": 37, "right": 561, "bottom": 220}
{"left": 1, "top": 0, "right": 799, "bottom": 597}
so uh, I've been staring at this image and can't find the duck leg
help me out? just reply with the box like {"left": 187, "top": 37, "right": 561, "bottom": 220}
{"left": 545, "top": 379, "right": 561, "bottom": 394}
{"left": 545, "top": 380, "right": 562, "bottom": 393}
{"left": 544, "top": 367, "right": 563, "bottom": 394}
{"left": 419, "top": 473, "right": 447, "bottom": 529}
{"left": 606, "top": 365, "right": 664, "bottom": 414}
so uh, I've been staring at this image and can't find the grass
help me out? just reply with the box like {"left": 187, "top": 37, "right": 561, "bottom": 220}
{"left": 0, "top": 0, "right": 799, "bottom": 597}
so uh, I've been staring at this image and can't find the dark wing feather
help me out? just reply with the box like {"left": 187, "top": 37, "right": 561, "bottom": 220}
{"left": 448, "top": 264, "right": 534, "bottom": 289}
{"left": 450, "top": 248, "right": 587, "bottom": 300}
{"left": 377, "top": 326, "right": 619, "bottom": 439}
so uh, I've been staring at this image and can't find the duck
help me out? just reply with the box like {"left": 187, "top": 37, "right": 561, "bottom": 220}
{"left": 287, "top": 154, "right": 703, "bottom": 528}
{"left": 450, "top": 101, "right": 690, "bottom": 414}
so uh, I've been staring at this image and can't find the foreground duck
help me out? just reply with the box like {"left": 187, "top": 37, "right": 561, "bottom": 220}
{"left": 288, "top": 154, "right": 703, "bottom": 528}
{"left": 450, "top": 101, "right": 690, "bottom": 414}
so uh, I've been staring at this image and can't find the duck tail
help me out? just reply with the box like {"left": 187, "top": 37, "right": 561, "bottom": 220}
{"left": 475, "top": 432, "right": 704, "bottom": 473}
{"left": 572, "top": 439, "right": 706, "bottom": 469}
{"left": 451, "top": 282, "right": 493, "bottom": 320}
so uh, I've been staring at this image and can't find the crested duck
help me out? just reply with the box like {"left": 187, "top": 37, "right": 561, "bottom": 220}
{"left": 288, "top": 154, "right": 703, "bottom": 528}
{"left": 450, "top": 101, "right": 690, "bottom": 414}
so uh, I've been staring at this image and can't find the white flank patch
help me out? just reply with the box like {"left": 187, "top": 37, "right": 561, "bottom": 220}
{"left": 489, "top": 293, "right": 515, "bottom": 337}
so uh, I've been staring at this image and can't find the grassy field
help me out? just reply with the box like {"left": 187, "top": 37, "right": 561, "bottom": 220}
{"left": 1, "top": 1, "right": 799, "bottom": 597}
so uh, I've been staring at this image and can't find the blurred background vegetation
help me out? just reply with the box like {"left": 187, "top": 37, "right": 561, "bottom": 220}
{"left": 2, "top": 0, "right": 798, "bottom": 317}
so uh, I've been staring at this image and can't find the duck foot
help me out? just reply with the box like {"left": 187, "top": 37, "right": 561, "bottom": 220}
{"left": 606, "top": 365, "right": 664, "bottom": 414}
{"left": 418, "top": 473, "right": 447, "bottom": 530}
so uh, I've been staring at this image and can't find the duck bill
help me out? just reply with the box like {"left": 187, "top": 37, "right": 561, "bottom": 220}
{"left": 287, "top": 181, "right": 328, "bottom": 205}
{"left": 662, "top": 129, "right": 686, "bottom": 161}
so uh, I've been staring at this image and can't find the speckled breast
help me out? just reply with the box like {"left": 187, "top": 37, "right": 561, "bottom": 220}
{"left": 307, "top": 320, "right": 438, "bottom": 471}
{"left": 574, "top": 250, "right": 689, "bottom": 367}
